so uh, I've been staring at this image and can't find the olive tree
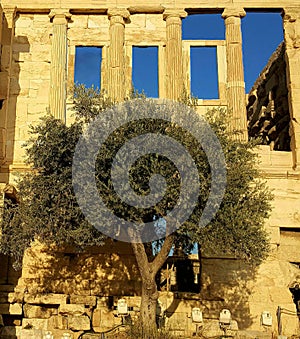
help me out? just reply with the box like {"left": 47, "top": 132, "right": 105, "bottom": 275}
{"left": 0, "top": 85, "right": 272, "bottom": 336}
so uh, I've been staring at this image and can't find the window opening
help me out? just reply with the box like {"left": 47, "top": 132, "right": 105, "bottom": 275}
{"left": 74, "top": 46, "right": 102, "bottom": 89}
{"left": 132, "top": 46, "right": 159, "bottom": 98}
{"left": 182, "top": 14, "right": 224, "bottom": 40}
{"left": 190, "top": 47, "right": 219, "bottom": 99}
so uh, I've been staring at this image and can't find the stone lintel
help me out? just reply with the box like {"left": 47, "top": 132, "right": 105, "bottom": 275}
{"left": 128, "top": 5, "right": 164, "bottom": 14}
{"left": 222, "top": 6, "right": 246, "bottom": 19}
{"left": 163, "top": 8, "right": 187, "bottom": 21}
{"left": 107, "top": 8, "right": 130, "bottom": 20}
{"left": 49, "top": 8, "right": 72, "bottom": 23}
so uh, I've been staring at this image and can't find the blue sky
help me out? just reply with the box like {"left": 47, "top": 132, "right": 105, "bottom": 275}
{"left": 74, "top": 12, "right": 284, "bottom": 97}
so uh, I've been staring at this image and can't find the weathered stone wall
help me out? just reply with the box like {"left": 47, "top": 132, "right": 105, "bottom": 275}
{"left": 0, "top": 1, "right": 300, "bottom": 338}
{"left": 247, "top": 43, "right": 290, "bottom": 151}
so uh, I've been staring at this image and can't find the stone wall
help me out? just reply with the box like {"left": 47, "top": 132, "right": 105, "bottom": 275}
{"left": 0, "top": 1, "right": 300, "bottom": 338}
{"left": 247, "top": 43, "right": 290, "bottom": 151}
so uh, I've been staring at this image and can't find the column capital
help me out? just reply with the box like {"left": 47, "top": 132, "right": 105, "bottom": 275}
{"left": 163, "top": 8, "right": 187, "bottom": 21}
{"left": 3, "top": 6, "right": 17, "bottom": 28}
{"left": 222, "top": 6, "right": 246, "bottom": 19}
{"left": 49, "top": 9, "right": 72, "bottom": 23}
{"left": 283, "top": 7, "right": 300, "bottom": 22}
{"left": 107, "top": 8, "right": 130, "bottom": 20}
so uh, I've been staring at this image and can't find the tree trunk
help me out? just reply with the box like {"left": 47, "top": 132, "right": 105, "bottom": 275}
{"left": 130, "top": 234, "right": 175, "bottom": 337}
{"left": 139, "top": 277, "right": 159, "bottom": 336}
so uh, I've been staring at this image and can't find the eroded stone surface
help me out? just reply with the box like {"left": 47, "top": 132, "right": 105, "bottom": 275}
{"left": 0, "top": 1, "right": 300, "bottom": 338}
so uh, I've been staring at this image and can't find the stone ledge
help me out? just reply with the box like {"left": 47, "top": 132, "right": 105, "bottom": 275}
{"left": 24, "top": 293, "right": 68, "bottom": 305}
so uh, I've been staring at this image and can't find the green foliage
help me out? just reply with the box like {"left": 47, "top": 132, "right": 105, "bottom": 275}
{"left": 185, "top": 109, "right": 272, "bottom": 264}
{"left": 0, "top": 85, "right": 272, "bottom": 268}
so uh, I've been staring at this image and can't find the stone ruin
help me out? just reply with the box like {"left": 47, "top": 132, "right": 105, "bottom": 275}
{"left": 0, "top": 0, "right": 300, "bottom": 338}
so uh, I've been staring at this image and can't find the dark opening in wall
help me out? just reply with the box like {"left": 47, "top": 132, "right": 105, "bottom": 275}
{"left": 190, "top": 47, "right": 219, "bottom": 99}
{"left": 182, "top": 14, "right": 224, "bottom": 40}
{"left": 132, "top": 46, "right": 158, "bottom": 98}
{"left": 289, "top": 283, "right": 300, "bottom": 320}
{"left": 74, "top": 46, "right": 102, "bottom": 89}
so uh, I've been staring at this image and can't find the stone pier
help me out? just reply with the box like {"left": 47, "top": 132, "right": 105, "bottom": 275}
{"left": 0, "top": 7, "right": 16, "bottom": 163}
{"left": 283, "top": 7, "right": 300, "bottom": 169}
{"left": 49, "top": 9, "right": 71, "bottom": 122}
{"left": 107, "top": 8, "right": 130, "bottom": 102}
{"left": 163, "top": 9, "right": 187, "bottom": 101}
{"left": 222, "top": 6, "right": 248, "bottom": 140}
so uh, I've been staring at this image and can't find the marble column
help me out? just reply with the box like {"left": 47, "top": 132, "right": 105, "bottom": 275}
{"left": 49, "top": 9, "right": 71, "bottom": 122}
{"left": 222, "top": 7, "right": 247, "bottom": 140}
{"left": 283, "top": 7, "right": 300, "bottom": 170}
{"left": 107, "top": 8, "right": 130, "bottom": 102}
{"left": 163, "top": 9, "right": 187, "bottom": 101}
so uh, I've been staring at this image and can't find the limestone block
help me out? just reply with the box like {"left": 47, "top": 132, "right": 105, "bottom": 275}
{"left": 33, "top": 14, "right": 50, "bottom": 28}
{"left": 68, "top": 314, "right": 90, "bottom": 331}
{"left": 0, "top": 71, "right": 8, "bottom": 99}
{"left": 87, "top": 15, "right": 109, "bottom": 29}
{"left": 128, "top": 14, "right": 146, "bottom": 28}
{"left": 125, "top": 296, "right": 141, "bottom": 308}
{"left": 68, "top": 15, "right": 88, "bottom": 28}
{"left": 27, "top": 103, "right": 48, "bottom": 115}
{"left": 0, "top": 302, "right": 22, "bottom": 315}
{"left": 59, "top": 304, "right": 87, "bottom": 316}
{"left": 22, "top": 318, "right": 48, "bottom": 330}
{"left": 92, "top": 308, "right": 115, "bottom": 332}
{"left": 70, "top": 295, "right": 96, "bottom": 307}
{"left": 24, "top": 293, "right": 68, "bottom": 305}
{"left": 19, "top": 61, "right": 50, "bottom": 79}
{"left": 10, "top": 77, "right": 21, "bottom": 95}
{"left": 146, "top": 14, "right": 164, "bottom": 30}
{"left": 198, "top": 319, "right": 223, "bottom": 338}
{"left": 23, "top": 304, "right": 58, "bottom": 319}
{"left": 10, "top": 303, "right": 23, "bottom": 315}
{"left": 1, "top": 46, "right": 12, "bottom": 71}
{"left": 20, "top": 328, "right": 43, "bottom": 339}
{"left": 50, "top": 329, "right": 82, "bottom": 339}
{"left": 15, "top": 15, "right": 33, "bottom": 28}
{"left": 47, "top": 315, "right": 68, "bottom": 330}
{"left": 31, "top": 50, "right": 51, "bottom": 62}
{"left": 268, "top": 286, "right": 294, "bottom": 303}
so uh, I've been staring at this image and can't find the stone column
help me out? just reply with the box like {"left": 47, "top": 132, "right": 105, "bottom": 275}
{"left": 0, "top": 7, "right": 16, "bottom": 164}
{"left": 107, "top": 8, "right": 130, "bottom": 102}
{"left": 163, "top": 9, "right": 187, "bottom": 101}
{"left": 49, "top": 9, "right": 71, "bottom": 122}
{"left": 283, "top": 8, "right": 300, "bottom": 170}
{"left": 222, "top": 7, "right": 247, "bottom": 140}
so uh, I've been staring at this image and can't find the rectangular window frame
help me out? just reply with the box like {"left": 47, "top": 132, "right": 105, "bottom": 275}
{"left": 68, "top": 42, "right": 107, "bottom": 102}
{"left": 183, "top": 40, "right": 226, "bottom": 105}
{"left": 126, "top": 42, "right": 165, "bottom": 98}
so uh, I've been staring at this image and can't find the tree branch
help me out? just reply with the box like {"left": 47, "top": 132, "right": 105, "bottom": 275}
{"left": 150, "top": 233, "right": 175, "bottom": 275}
{"left": 131, "top": 242, "right": 152, "bottom": 281}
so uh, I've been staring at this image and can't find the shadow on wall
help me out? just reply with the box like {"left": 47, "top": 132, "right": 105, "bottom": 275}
{"left": 7, "top": 31, "right": 30, "bottom": 173}
{"left": 0, "top": 254, "right": 22, "bottom": 339}
{"left": 19, "top": 239, "right": 142, "bottom": 297}
{"left": 0, "top": 12, "right": 29, "bottom": 178}
{"left": 199, "top": 257, "right": 257, "bottom": 330}
{"left": 156, "top": 255, "right": 256, "bottom": 332}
